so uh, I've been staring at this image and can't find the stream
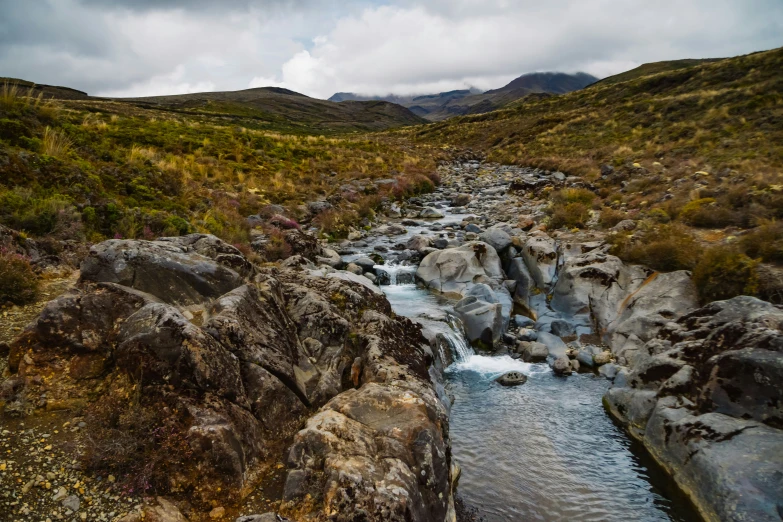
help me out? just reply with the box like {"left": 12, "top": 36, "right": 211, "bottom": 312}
{"left": 339, "top": 211, "right": 695, "bottom": 522}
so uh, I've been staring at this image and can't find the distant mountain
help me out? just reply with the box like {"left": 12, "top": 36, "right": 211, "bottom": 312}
{"left": 2, "top": 79, "right": 426, "bottom": 132}
{"left": 329, "top": 72, "right": 597, "bottom": 121}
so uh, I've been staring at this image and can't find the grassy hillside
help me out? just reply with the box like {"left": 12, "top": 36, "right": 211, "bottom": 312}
{"left": 589, "top": 58, "right": 722, "bottom": 87}
{"left": 1, "top": 78, "right": 426, "bottom": 134}
{"left": 409, "top": 47, "right": 783, "bottom": 301}
{"left": 0, "top": 81, "right": 439, "bottom": 260}
{"left": 118, "top": 87, "right": 426, "bottom": 132}
{"left": 415, "top": 47, "right": 782, "bottom": 180}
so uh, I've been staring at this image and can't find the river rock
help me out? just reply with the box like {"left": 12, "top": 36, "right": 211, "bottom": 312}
{"left": 506, "top": 257, "right": 534, "bottom": 313}
{"left": 519, "top": 341, "right": 548, "bottom": 362}
{"left": 345, "top": 262, "right": 363, "bottom": 275}
{"left": 419, "top": 207, "right": 444, "bottom": 219}
{"left": 316, "top": 248, "right": 343, "bottom": 269}
{"left": 495, "top": 371, "right": 527, "bottom": 386}
{"left": 8, "top": 235, "right": 455, "bottom": 513}
{"left": 416, "top": 242, "right": 504, "bottom": 296}
{"left": 552, "top": 356, "right": 572, "bottom": 375}
{"left": 521, "top": 235, "right": 558, "bottom": 289}
{"left": 604, "top": 296, "right": 783, "bottom": 521}
{"left": 454, "top": 296, "right": 503, "bottom": 346}
{"left": 407, "top": 234, "right": 432, "bottom": 252}
{"left": 535, "top": 331, "right": 568, "bottom": 359}
{"left": 479, "top": 228, "right": 512, "bottom": 253}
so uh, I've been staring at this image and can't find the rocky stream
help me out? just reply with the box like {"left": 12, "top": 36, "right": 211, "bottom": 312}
{"left": 2, "top": 160, "right": 782, "bottom": 522}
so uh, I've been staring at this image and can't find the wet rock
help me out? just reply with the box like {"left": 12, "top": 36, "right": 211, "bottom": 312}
{"left": 416, "top": 242, "right": 504, "bottom": 296}
{"left": 521, "top": 235, "right": 558, "bottom": 289}
{"left": 495, "top": 371, "right": 527, "bottom": 386}
{"left": 454, "top": 296, "right": 503, "bottom": 346}
{"left": 552, "top": 357, "right": 573, "bottom": 375}
{"left": 598, "top": 363, "right": 619, "bottom": 381}
{"left": 479, "top": 228, "right": 512, "bottom": 253}
{"left": 464, "top": 223, "right": 482, "bottom": 233}
{"left": 519, "top": 341, "right": 548, "bottom": 362}
{"left": 550, "top": 320, "right": 575, "bottom": 338}
{"left": 535, "top": 331, "right": 568, "bottom": 359}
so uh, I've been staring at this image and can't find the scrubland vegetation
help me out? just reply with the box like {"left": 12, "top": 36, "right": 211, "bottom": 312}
{"left": 409, "top": 47, "right": 783, "bottom": 302}
{"left": 2, "top": 47, "right": 782, "bottom": 305}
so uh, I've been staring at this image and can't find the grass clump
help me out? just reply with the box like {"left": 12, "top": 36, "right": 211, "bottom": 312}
{"left": 547, "top": 188, "right": 596, "bottom": 229}
{"left": 693, "top": 246, "right": 759, "bottom": 303}
{"left": 0, "top": 251, "right": 40, "bottom": 305}
{"left": 739, "top": 221, "right": 783, "bottom": 264}
{"left": 609, "top": 224, "right": 702, "bottom": 272}
{"left": 80, "top": 392, "right": 193, "bottom": 496}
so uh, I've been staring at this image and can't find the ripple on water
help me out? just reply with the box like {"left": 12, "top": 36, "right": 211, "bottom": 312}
{"left": 447, "top": 365, "right": 688, "bottom": 522}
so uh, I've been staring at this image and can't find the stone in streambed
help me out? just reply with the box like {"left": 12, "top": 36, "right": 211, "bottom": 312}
{"left": 495, "top": 371, "right": 527, "bottom": 386}
{"left": 454, "top": 296, "right": 503, "bottom": 346}
{"left": 552, "top": 356, "right": 572, "bottom": 375}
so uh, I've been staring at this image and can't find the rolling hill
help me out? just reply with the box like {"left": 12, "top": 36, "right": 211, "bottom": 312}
{"left": 1, "top": 79, "right": 426, "bottom": 133}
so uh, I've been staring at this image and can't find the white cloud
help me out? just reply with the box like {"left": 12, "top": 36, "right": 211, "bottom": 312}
{"left": 1, "top": 0, "right": 781, "bottom": 99}
{"left": 253, "top": 0, "right": 783, "bottom": 99}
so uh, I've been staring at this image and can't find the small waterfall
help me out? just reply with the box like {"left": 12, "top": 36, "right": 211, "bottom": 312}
{"left": 443, "top": 314, "right": 474, "bottom": 362}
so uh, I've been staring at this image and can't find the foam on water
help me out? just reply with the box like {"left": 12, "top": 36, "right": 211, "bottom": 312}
{"left": 448, "top": 354, "right": 536, "bottom": 376}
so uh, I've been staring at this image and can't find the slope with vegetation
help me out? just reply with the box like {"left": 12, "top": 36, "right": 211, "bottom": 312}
{"left": 411, "top": 47, "right": 783, "bottom": 302}
{"left": 0, "top": 81, "right": 439, "bottom": 305}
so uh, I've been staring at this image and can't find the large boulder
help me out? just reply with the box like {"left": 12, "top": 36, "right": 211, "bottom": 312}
{"left": 453, "top": 296, "right": 503, "bottom": 346}
{"left": 479, "top": 228, "right": 512, "bottom": 253}
{"left": 80, "top": 236, "right": 245, "bottom": 305}
{"left": 6, "top": 236, "right": 455, "bottom": 513}
{"left": 506, "top": 257, "right": 534, "bottom": 314}
{"left": 604, "top": 296, "right": 783, "bottom": 522}
{"left": 521, "top": 235, "right": 558, "bottom": 289}
{"left": 280, "top": 382, "right": 452, "bottom": 522}
{"left": 416, "top": 242, "right": 503, "bottom": 297}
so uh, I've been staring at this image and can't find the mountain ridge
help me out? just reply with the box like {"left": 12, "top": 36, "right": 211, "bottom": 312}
{"left": 329, "top": 71, "right": 597, "bottom": 121}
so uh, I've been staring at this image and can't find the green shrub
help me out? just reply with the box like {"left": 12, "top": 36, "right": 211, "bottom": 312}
{"left": 679, "top": 197, "right": 737, "bottom": 228}
{"left": 739, "top": 221, "right": 783, "bottom": 264}
{"left": 693, "top": 246, "right": 759, "bottom": 303}
{"left": 0, "top": 251, "right": 40, "bottom": 305}
{"left": 549, "top": 202, "right": 591, "bottom": 229}
{"left": 599, "top": 207, "right": 627, "bottom": 229}
{"left": 547, "top": 188, "right": 596, "bottom": 229}
{"left": 609, "top": 224, "right": 702, "bottom": 271}
{"left": 647, "top": 208, "right": 671, "bottom": 223}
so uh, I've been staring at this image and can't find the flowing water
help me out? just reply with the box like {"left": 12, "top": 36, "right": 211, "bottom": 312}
{"left": 346, "top": 212, "right": 696, "bottom": 521}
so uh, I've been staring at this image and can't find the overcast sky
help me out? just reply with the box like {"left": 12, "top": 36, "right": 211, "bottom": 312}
{"left": 1, "top": 0, "right": 781, "bottom": 99}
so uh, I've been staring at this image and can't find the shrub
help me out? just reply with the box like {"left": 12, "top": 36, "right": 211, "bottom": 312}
{"left": 550, "top": 187, "right": 596, "bottom": 206}
{"left": 79, "top": 392, "right": 193, "bottom": 495}
{"left": 0, "top": 190, "right": 83, "bottom": 239}
{"left": 693, "top": 246, "right": 759, "bottom": 303}
{"left": 647, "top": 207, "right": 671, "bottom": 223}
{"left": 546, "top": 188, "right": 596, "bottom": 229}
{"left": 549, "top": 202, "right": 591, "bottom": 229}
{"left": 599, "top": 207, "right": 627, "bottom": 229}
{"left": 609, "top": 224, "right": 702, "bottom": 272}
{"left": 313, "top": 208, "right": 358, "bottom": 239}
{"left": 0, "top": 251, "right": 40, "bottom": 305}
{"left": 739, "top": 221, "right": 783, "bottom": 264}
{"left": 679, "top": 197, "right": 737, "bottom": 228}
{"left": 262, "top": 227, "right": 293, "bottom": 261}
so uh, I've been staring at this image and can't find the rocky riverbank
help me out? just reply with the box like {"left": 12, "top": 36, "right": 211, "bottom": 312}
{"left": 2, "top": 158, "right": 781, "bottom": 521}
{"left": 321, "top": 159, "right": 783, "bottom": 521}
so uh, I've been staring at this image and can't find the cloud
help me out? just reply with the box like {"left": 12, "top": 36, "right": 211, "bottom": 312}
{"left": 259, "top": 0, "right": 783, "bottom": 98}
{"left": 0, "top": 0, "right": 781, "bottom": 99}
